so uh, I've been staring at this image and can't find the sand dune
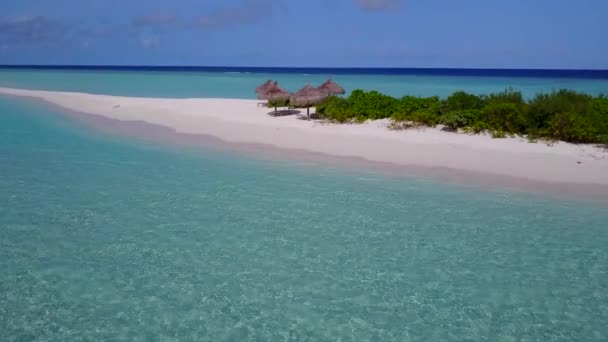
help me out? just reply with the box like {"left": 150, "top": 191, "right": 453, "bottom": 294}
{"left": 2, "top": 86, "right": 608, "bottom": 187}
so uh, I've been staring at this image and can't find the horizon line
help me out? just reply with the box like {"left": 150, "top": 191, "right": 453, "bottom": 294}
{"left": 2, "top": 65, "right": 608, "bottom": 79}
{"left": 1, "top": 64, "right": 608, "bottom": 71}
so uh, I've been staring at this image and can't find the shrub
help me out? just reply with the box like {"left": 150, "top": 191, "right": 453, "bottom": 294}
{"left": 443, "top": 91, "right": 484, "bottom": 112}
{"left": 393, "top": 96, "right": 440, "bottom": 115}
{"left": 528, "top": 89, "right": 593, "bottom": 132}
{"left": 306, "top": 88, "right": 608, "bottom": 144}
{"left": 441, "top": 110, "right": 477, "bottom": 131}
{"left": 547, "top": 112, "right": 597, "bottom": 143}
{"left": 491, "top": 130, "right": 507, "bottom": 138}
{"left": 410, "top": 109, "right": 439, "bottom": 127}
{"left": 389, "top": 121, "right": 414, "bottom": 130}
{"left": 315, "top": 97, "right": 331, "bottom": 114}
{"left": 348, "top": 89, "right": 397, "bottom": 120}
{"left": 486, "top": 88, "right": 525, "bottom": 106}
{"left": 317, "top": 96, "right": 352, "bottom": 122}
{"left": 590, "top": 97, "right": 608, "bottom": 137}
{"left": 390, "top": 111, "right": 409, "bottom": 123}
{"left": 463, "top": 121, "right": 488, "bottom": 134}
{"left": 480, "top": 102, "right": 527, "bottom": 134}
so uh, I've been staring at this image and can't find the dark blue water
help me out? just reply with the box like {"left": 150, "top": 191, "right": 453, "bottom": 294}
{"left": 2, "top": 65, "right": 608, "bottom": 79}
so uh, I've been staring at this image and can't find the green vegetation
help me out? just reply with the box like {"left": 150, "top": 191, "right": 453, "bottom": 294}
{"left": 315, "top": 88, "right": 608, "bottom": 145}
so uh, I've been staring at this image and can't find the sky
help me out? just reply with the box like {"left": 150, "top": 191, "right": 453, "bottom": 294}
{"left": 0, "top": 0, "right": 607, "bottom": 69}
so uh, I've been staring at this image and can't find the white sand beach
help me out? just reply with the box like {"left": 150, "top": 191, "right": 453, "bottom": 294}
{"left": 2, "top": 86, "right": 608, "bottom": 189}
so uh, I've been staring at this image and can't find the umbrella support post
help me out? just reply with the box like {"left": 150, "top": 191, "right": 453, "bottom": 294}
{"left": 307, "top": 107, "right": 310, "bottom": 118}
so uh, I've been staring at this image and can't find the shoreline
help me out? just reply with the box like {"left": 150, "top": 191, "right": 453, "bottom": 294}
{"left": 2, "top": 86, "right": 608, "bottom": 200}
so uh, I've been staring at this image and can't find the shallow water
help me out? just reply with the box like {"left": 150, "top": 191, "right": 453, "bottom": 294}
{"left": 1, "top": 94, "right": 608, "bottom": 341}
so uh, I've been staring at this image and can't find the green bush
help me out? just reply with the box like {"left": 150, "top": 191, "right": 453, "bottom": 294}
{"left": 309, "top": 88, "right": 608, "bottom": 145}
{"left": 590, "top": 98, "right": 608, "bottom": 136}
{"left": 410, "top": 109, "right": 439, "bottom": 127}
{"left": 315, "top": 97, "right": 330, "bottom": 114}
{"left": 317, "top": 96, "right": 352, "bottom": 122}
{"left": 463, "top": 121, "right": 488, "bottom": 134}
{"left": 348, "top": 89, "right": 397, "bottom": 120}
{"left": 480, "top": 102, "right": 527, "bottom": 134}
{"left": 528, "top": 89, "right": 593, "bottom": 132}
{"left": 443, "top": 91, "right": 484, "bottom": 112}
{"left": 393, "top": 96, "right": 440, "bottom": 115}
{"left": 486, "top": 88, "right": 525, "bottom": 106}
{"left": 441, "top": 110, "right": 478, "bottom": 131}
{"left": 547, "top": 112, "right": 598, "bottom": 143}
{"left": 491, "top": 130, "right": 508, "bottom": 139}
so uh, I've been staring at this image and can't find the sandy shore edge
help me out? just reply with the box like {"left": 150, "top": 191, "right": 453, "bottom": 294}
{"left": 2, "top": 86, "right": 608, "bottom": 199}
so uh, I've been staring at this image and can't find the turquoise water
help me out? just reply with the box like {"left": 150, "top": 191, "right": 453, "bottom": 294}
{"left": 1, "top": 69, "right": 607, "bottom": 99}
{"left": 2, "top": 93, "right": 608, "bottom": 340}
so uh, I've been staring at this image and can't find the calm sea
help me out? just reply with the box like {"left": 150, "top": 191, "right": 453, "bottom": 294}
{"left": 1, "top": 68, "right": 608, "bottom": 341}
{"left": 1, "top": 66, "right": 607, "bottom": 99}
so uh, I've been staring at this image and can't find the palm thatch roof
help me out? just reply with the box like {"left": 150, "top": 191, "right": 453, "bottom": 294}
{"left": 317, "top": 79, "right": 345, "bottom": 96}
{"left": 290, "top": 84, "right": 325, "bottom": 107}
{"left": 290, "top": 84, "right": 326, "bottom": 118}
{"left": 258, "top": 82, "right": 291, "bottom": 101}
{"left": 256, "top": 80, "right": 275, "bottom": 95}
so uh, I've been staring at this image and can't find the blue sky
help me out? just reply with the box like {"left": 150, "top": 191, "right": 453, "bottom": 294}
{"left": 0, "top": 0, "right": 606, "bottom": 68}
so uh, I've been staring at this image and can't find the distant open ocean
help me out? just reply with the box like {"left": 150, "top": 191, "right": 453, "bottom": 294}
{"left": 1, "top": 66, "right": 608, "bottom": 341}
{"left": 1, "top": 65, "right": 607, "bottom": 99}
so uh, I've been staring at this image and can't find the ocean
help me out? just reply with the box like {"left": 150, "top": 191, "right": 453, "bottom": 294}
{"left": 1, "top": 66, "right": 607, "bottom": 99}
{"left": 1, "top": 68, "right": 608, "bottom": 341}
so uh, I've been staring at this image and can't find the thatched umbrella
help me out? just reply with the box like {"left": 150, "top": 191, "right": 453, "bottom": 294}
{"left": 258, "top": 82, "right": 291, "bottom": 112}
{"left": 291, "top": 84, "right": 326, "bottom": 118}
{"left": 255, "top": 79, "right": 276, "bottom": 99}
{"left": 317, "top": 79, "right": 345, "bottom": 96}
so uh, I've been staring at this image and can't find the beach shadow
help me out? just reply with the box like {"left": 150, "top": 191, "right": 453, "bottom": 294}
{"left": 267, "top": 109, "right": 301, "bottom": 117}
{"left": 297, "top": 112, "right": 324, "bottom": 120}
